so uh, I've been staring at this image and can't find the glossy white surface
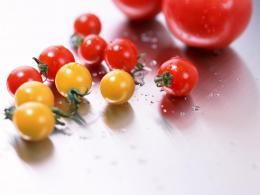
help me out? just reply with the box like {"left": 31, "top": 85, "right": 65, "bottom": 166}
{"left": 0, "top": 0, "right": 260, "bottom": 195}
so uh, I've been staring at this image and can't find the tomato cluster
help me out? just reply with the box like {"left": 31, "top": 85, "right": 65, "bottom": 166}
{"left": 4, "top": 0, "right": 253, "bottom": 142}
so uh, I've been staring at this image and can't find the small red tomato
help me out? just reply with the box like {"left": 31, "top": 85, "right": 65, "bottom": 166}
{"left": 7, "top": 66, "right": 42, "bottom": 95}
{"left": 155, "top": 58, "right": 199, "bottom": 97}
{"left": 163, "top": 0, "right": 252, "bottom": 49}
{"left": 74, "top": 13, "right": 102, "bottom": 36}
{"left": 113, "top": 0, "right": 162, "bottom": 20}
{"left": 38, "top": 45, "right": 75, "bottom": 81}
{"left": 79, "top": 35, "right": 107, "bottom": 65}
{"left": 104, "top": 38, "right": 138, "bottom": 72}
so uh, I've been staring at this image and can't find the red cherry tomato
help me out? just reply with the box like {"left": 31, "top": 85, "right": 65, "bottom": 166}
{"left": 79, "top": 35, "right": 107, "bottom": 65}
{"left": 74, "top": 13, "right": 102, "bottom": 36}
{"left": 104, "top": 38, "right": 138, "bottom": 72}
{"left": 113, "top": 0, "right": 162, "bottom": 20}
{"left": 155, "top": 57, "right": 199, "bottom": 97}
{"left": 38, "top": 45, "right": 75, "bottom": 81}
{"left": 163, "top": 0, "right": 252, "bottom": 49}
{"left": 7, "top": 66, "right": 42, "bottom": 95}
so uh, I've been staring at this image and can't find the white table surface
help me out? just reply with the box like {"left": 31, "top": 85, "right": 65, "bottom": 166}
{"left": 0, "top": 0, "right": 260, "bottom": 195}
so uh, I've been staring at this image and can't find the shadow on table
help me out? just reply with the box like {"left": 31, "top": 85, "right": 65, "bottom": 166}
{"left": 184, "top": 47, "right": 260, "bottom": 131}
{"left": 103, "top": 103, "right": 134, "bottom": 132}
{"left": 159, "top": 95, "right": 196, "bottom": 130}
{"left": 14, "top": 138, "right": 54, "bottom": 165}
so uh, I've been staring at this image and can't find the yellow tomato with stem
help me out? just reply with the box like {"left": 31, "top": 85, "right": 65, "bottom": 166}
{"left": 13, "top": 102, "right": 55, "bottom": 141}
{"left": 15, "top": 81, "right": 54, "bottom": 107}
{"left": 55, "top": 62, "right": 92, "bottom": 97}
{"left": 100, "top": 70, "right": 135, "bottom": 104}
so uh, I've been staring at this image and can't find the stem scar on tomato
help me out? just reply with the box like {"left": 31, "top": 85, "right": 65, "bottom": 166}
{"left": 154, "top": 71, "right": 173, "bottom": 88}
{"left": 32, "top": 57, "right": 48, "bottom": 81}
{"left": 67, "top": 89, "right": 90, "bottom": 111}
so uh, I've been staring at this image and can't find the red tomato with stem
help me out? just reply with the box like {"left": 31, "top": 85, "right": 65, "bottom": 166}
{"left": 163, "top": 0, "right": 252, "bottom": 49}
{"left": 155, "top": 57, "right": 199, "bottom": 97}
{"left": 74, "top": 13, "right": 102, "bottom": 36}
{"left": 79, "top": 35, "right": 107, "bottom": 65}
{"left": 113, "top": 0, "right": 162, "bottom": 20}
{"left": 7, "top": 66, "right": 42, "bottom": 95}
{"left": 104, "top": 38, "right": 138, "bottom": 72}
{"left": 36, "top": 45, "right": 75, "bottom": 81}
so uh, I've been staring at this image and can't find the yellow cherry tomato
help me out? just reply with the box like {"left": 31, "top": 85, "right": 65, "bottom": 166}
{"left": 100, "top": 70, "right": 135, "bottom": 104}
{"left": 13, "top": 102, "right": 55, "bottom": 141}
{"left": 15, "top": 81, "right": 54, "bottom": 107}
{"left": 55, "top": 62, "right": 92, "bottom": 97}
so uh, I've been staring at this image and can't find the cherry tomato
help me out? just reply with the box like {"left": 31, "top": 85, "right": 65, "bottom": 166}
{"left": 13, "top": 102, "right": 55, "bottom": 141}
{"left": 7, "top": 66, "right": 42, "bottom": 95}
{"left": 113, "top": 0, "right": 162, "bottom": 20}
{"left": 104, "top": 38, "right": 138, "bottom": 72}
{"left": 100, "top": 70, "right": 135, "bottom": 104}
{"left": 74, "top": 13, "right": 102, "bottom": 36}
{"left": 15, "top": 81, "right": 54, "bottom": 107}
{"left": 163, "top": 0, "right": 252, "bottom": 49}
{"left": 55, "top": 62, "right": 92, "bottom": 97}
{"left": 79, "top": 35, "right": 107, "bottom": 65}
{"left": 155, "top": 58, "right": 199, "bottom": 97}
{"left": 38, "top": 45, "right": 75, "bottom": 81}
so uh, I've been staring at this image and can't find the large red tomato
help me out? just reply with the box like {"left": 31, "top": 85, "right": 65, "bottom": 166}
{"left": 163, "top": 0, "right": 252, "bottom": 49}
{"left": 113, "top": 0, "right": 162, "bottom": 20}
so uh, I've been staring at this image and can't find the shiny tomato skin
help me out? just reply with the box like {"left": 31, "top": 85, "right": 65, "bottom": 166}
{"left": 163, "top": 0, "right": 252, "bottom": 49}
{"left": 15, "top": 81, "right": 54, "bottom": 107}
{"left": 74, "top": 13, "right": 102, "bottom": 36}
{"left": 100, "top": 70, "right": 135, "bottom": 104}
{"left": 79, "top": 35, "right": 107, "bottom": 65}
{"left": 39, "top": 45, "right": 75, "bottom": 81}
{"left": 13, "top": 102, "right": 55, "bottom": 142}
{"left": 104, "top": 38, "right": 138, "bottom": 72}
{"left": 7, "top": 66, "right": 42, "bottom": 95}
{"left": 55, "top": 63, "right": 92, "bottom": 97}
{"left": 113, "top": 0, "right": 162, "bottom": 20}
{"left": 157, "top": 58, "right": 199, "bottom": 97}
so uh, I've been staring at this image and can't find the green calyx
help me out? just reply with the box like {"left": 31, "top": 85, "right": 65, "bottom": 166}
{"left": 32, "top": 57, "right": 48, "bottom": 81}
{"left": 154, "top": 71, "right": 173, "bottom": 88}
{"left": 4, "top": 106, "right": 16, "bottom": 120}
{"left": 67, "top": 89, "right": 89, "bottom": 111}
{"left": 70, "top": 33, "right": 84, "bottom": 49}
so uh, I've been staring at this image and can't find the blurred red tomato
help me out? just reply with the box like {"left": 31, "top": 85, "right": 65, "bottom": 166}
{"left": 113, "top": 0, "right": 162, "bottom": 20}
{"left": 163, "top": 0, "right": 252, "bottom": 49}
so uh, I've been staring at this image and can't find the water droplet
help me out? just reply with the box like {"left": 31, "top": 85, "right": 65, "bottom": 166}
{"left": 151, "top": 44, "right": 158, "bottom": 50}
{"left": 149, "top": 60, "right": 158, "bottom": 67}
{"left": 180, "top": 112, "right": 186, "bottom": 117}
{"left": 163, "top": 109, "right": 167, "bottom": 113}
{"left": 192, "top": 105, "right": 200, "bottom": 111}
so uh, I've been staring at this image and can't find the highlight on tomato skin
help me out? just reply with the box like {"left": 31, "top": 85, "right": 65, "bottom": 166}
{"left": 163, "top": 0, "right": 253, "bottom": 49}
{"left": 37, "top": 45, "right": 75, "bottom": 81}
{"left": 113, "top": 0, "right": 162, "bottom": 20}
{"left": 155, "top": 57, "right": 199, "bottom": 97}
{"left": 7, "top": 66, "right": 43, "bottom": 95}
